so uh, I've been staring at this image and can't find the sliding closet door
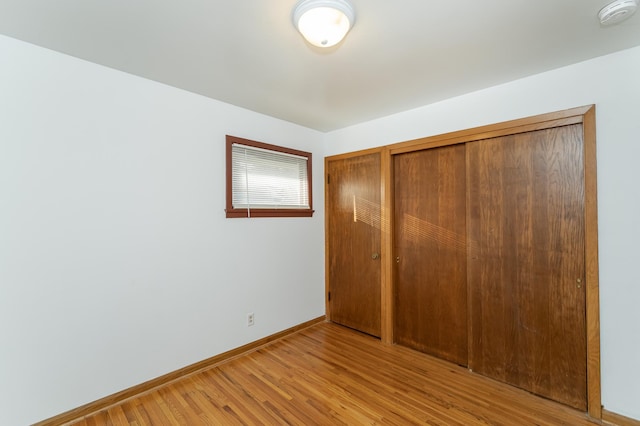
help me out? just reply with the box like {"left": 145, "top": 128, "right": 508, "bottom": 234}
{"left": 467, "top": 124, "right": 587, "bottom": 410}
{"left": 394, "top": 145, "right": 467, "bottom": 365}
{"left": 326, "top": 153, "right": 381, "bottom": 337}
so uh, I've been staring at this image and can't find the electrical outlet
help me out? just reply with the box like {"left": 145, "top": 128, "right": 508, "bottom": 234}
{"left": 247, "top": 312, "right": 255, "bottom": 327}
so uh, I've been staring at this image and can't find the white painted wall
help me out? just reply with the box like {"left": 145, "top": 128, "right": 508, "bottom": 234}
{"left": 0, "top": 35, "right": 325, "bottom": 425}
{"left": 326, "top": 46, "right": 640, "bottom": 420}
{"left": 2, "top": 31, "right": 638, "bottom": 425}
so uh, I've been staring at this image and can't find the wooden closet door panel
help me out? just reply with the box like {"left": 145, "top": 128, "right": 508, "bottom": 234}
{"left": 394, "top": 145, "right": 467, "bottom": 365}
{"left": 467, "top": 124, "right": 587, "bottom": 410}
{"left": 327, "top": 153, "right": 381, "bottom": 337}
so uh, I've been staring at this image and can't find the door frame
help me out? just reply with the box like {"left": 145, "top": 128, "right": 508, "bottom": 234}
{"left": 325, "top": 105, "right": 599, "bottom": 418}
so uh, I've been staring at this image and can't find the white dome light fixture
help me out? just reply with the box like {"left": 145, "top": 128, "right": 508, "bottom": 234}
{"left": 292, "top": 0, "right": 355, "bottom": 48}
{"left": 598, "top": 0, "right": 638, "bottom": 25}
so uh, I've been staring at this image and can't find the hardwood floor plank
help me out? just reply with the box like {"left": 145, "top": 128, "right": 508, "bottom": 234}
{"left": 105, "top": 406, "right": 129, "bottom": 425}
{"left": 70, "top": 322, "right": 601, "bottom": 426}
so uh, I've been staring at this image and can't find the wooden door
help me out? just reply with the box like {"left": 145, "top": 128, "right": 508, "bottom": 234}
{"left": 393, "top": 145, "right": 468, "bottom": 365}
{"left": 467, "top": 124, "right": 587, "bottom": 410}
{"left": 326, "top": 153, "right": 381, "bottom": 337}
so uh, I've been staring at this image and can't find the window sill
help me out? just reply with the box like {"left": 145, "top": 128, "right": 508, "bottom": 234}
{"left": 225, "top": 209, "right": 314, "bottom": 218}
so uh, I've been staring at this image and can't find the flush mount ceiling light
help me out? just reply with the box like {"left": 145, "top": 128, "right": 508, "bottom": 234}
{"left": 292, "top": 0, "right": 355, "bottom": 47}
{"left": 598, "top": 0, "right": 638, "bottom": 25}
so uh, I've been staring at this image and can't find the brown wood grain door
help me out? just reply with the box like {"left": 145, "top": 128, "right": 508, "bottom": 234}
{"left": 393, "top": 145, "right": 468, "bottom": 365}
{"left": 327, "top": 153, "right": 381, "bottom": 337}
{"left": 467, "top": 124, "right": 587, "bottom": 410}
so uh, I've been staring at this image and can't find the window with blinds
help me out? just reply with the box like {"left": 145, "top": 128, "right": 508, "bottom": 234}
{"left": 226, "top": 135, "right": 313, "bottom": 218}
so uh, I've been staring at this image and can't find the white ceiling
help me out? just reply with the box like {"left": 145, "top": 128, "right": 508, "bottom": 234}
{"left": 1, "top": 0, "right": 639, "bottom": 131}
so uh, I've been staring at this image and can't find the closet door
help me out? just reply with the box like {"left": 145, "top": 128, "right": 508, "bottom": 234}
{"left": 394, "top": 145, "right": 467, "bottom": 365}
{"left": 326, "top": 153, "right": 381, "bottom": 337}
{"left": 467, "top": 124, "right": 587, "bottom": 410}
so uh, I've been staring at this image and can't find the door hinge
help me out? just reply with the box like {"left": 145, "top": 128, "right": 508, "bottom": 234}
{"left": 327, "top": 291, "right": 331, "bottom": 301}
{"left": 327, "top": 174, "right": 330, "bottom": 184}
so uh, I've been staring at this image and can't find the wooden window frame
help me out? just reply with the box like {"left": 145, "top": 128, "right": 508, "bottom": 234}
{"left": 225, "top": 135, "right": 314, "bottom": 218}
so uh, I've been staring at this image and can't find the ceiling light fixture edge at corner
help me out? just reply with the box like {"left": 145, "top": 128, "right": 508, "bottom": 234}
{"left": 292, "top": 0, "right": 356, "bottom": 48}
{"left": 598, "top": 0, "right": 638, "bottom": 25}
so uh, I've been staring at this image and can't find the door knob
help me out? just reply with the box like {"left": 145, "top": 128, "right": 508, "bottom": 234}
{"left": 371, "top": 253, "right": 380, "bottom": 260}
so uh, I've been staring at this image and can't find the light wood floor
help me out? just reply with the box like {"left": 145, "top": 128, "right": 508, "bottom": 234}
{"left": 69, "top": 322, "right": 601, "bottom": 425}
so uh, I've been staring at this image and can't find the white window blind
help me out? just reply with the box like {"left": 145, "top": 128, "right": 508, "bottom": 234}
{"left": 231, "top": 143, "right": 310, "bottom": 210}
